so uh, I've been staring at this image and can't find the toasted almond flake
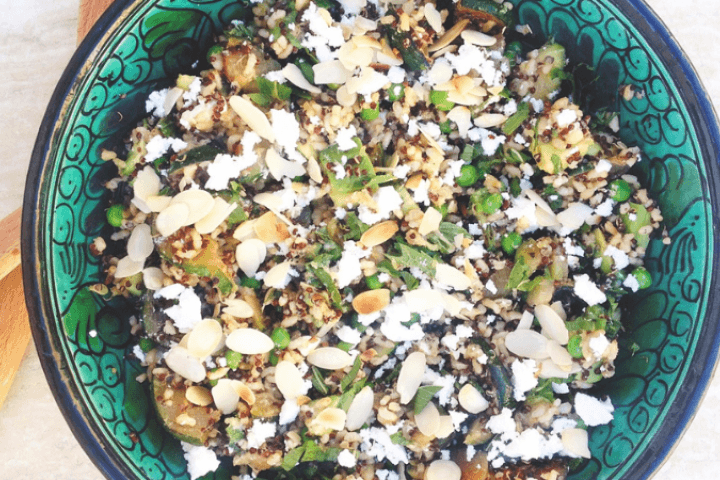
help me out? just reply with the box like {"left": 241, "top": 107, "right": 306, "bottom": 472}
{"left": 312, "top": 60, "right": 352, "bottom": 85}
{"left": 187, "top": 319, "right": 224, "bottom": 359}
{"left": 229, "top": 95, "right": 275, "bottom": 141}
{"left": 186, "top": 386, "right": 213, "bottom": 407}
{"left": 415, "top": 401, "right": 441, "bottom": 436}
{"left": 375, "top": 48, "right": 403, "bottom": 66}
{"left": 236, "top": 238, "right": 267, "bottom": 277}
{"left": 231, "top": 380, "right": 256, "bottom": 405}
{"left": 461, "top": 29, "right": 498, "bottom": 47}
{"left": 352, "top": 34, "right": 382, "bottom": 50}
{"left": 253, "top": 192, "right": 284, "bottom": 211}
{"left": 155, "top": 202, "right": 190, "bottom": 237}
{"left": 133, "top": 166, "right": 161, "bottom": 201}
{"left": 233, "top": 219, "right": 257, "bottom": 241}
{"left": 207, "top": 367, "right": 230, "bottom": 381}
{"left": 397, "top": 351, "right": 426, "bottom": 404}
{"left": 288, "top": 335, "right": 321, "bottom": 356}
{"left": 306, "top": 156, "right": 323, "bottom": 183}
{"left": 162, "top": 87, "right": 184, "bottom": 116}
{"left": 547, "top": 340, "right": 573, "bottom": 368}
{"left": 504, "top": 329, "right": 550, "bottom": 359}
{"left": 164, "top": 346, "right": 206, "bottom": 382}
{"left": 474, "top": 113, "right": 507, "bottom": 128}
{"left": 537, "top": 358, "right": 580, "bottom": 379}
{"left": 536, "top": 206, "right": 560, "bottom": 227}
{"left": 226, "top": 328, "right": 275, "bottom": 355}
{"left": 175, "top": 413, "right": 196, "bottom": 427}
{"left": 418, "top": 207, "right": 442, "bottom": 236}
{"left": 550, "top": 301, "right": 567, "bottom": 321}
{"left": 307, "top": 347, "right": 352, "bottom": 370}
{"left": 275, "top": 361, "right": 306, "bottom": 400}
{"left": 441, "top": 293, "right": 463, "bottom": 316}
{"left": 313, "top": 407, "right": 347, "bottom": 431}
{"left": 423, "top": 3, "right": 443, "bottom": 33}
{"left": 264, "top": 261, "right": 293, "bottom": 288}
{"left": 265, "top": 148, "right": 306, "bottom": 181}
{"left": 195, "top": 197, "right": 236, "bottom": 234}
{"left": 336, "top": 85, "right": 358, "bottom": 107}
{"left": 447, "top": 106, "right": 472, "bottom": 137}
{"left": 170, "top": 189, "right": 215, "bottom": 226}
{"left": 281, "top": 63, "right": 321, "bottom": 93}
{"left": 352, "top": 289, "right": 390, "bottom": 315}
{"left": 254, "top": 211, "right": 290, "bottom": 244}
{"left": 556, "top": 202, "right": 594, "bottom": 232}
{"left": 360, "top": 220, "right": 398, "bottom": 247}
{"left": 345, "top": 386, "right": 374, "bottom": 431}
{"left": 458, "top": 384, "right": 490, "bottom": 414}
{"left": 212, "top": 379, "right": 240, "bottom": 414}
{"left": 429, "top": 18, "right": 470, "bottom": 52}
{"left": 114, "top": 255, "right": 145, "bottom": 279}
{"left": 435, "top": 416, "right": 455, "bottom": 439}
{"left": 561, "top": 428, "right": 592, "bottom": 458}
{"left": 145, "top": 194, "right": 172, "bottom": 212}
{"left": 425, "top": 460, "right": 462, "bottom": 480}
{"left": 142, "top": 267, "right": 164, "bottom": 290}
{"left": 339, "top": 42, "right": 375, "bottom": 70}
{"left": 535, "top": 304, "right": 570, "bottom": 345}
{"left": 435, "top": 263, "right": 472, "bottom": 290}
{"left": 403, "top": 288, "right": 444, "bottom": 312}
{"left": 223, "top": 299, "right": 255, "bottom": 318}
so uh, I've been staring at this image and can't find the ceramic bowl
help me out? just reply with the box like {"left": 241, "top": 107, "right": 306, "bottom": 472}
{"left": 23, "top": 0, "right": 720, "bottom": 479}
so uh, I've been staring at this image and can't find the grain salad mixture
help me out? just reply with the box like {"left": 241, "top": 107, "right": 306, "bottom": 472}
{"left": 92, "top": 0, "right": 667, "bottom": 479}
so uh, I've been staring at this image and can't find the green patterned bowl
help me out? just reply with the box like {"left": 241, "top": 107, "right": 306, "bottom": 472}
{"left": 22, "top": 0, "right": 720, "bottom": 479}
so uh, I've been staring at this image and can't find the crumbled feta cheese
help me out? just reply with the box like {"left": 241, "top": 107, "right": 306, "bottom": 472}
{"left": 335, "top": 207, "right": 347, "bottom": 220}
{"left": 334, "top": 240, "right": 372, "bottom": 288}
{"left": 332, "top": 162, "right": 347, "bottom": 179}
{"left": 467, "top": 127, "right": 506, "bottom": 156}
{"left": 465, "top": 240, "right": 486, "bottom": 259}
{"left": 374, "top": 357, "right": 397, "bottom": 379}
{"left": 387, "top": 65, "right": 406, "bottom": 84}
{"left": 205, "top": 152, "right": 258, "bottom": 190}
{"left": 589, "top": 334, "right": 611, "bottom": 357}
{"left": 146, "top": 88, "right": 169, "bottom": 117}
{"left": 336, "top": 325, "right": 362, "bottom": 345}
{"left": 336, "top": 125, "right": 358, "bottom": 150}
{"left": 144, "top": 136, "right": 188, "bottom": 163}
{"left": 376, "top": 470, "right": 399, "bottom": 480}
{"left": 155, "top": 285, "right": 202, "bottom": 333}
{"left": 133, "top": 345, "right": 146, "bottom": 363}
{"left": 573, "top": 274, "right": 607, "bottom": 306}
{"left": 271, "top": 109, "right": 301, "bottom": 156}
{"left": 487, "top": 408, "right": 516, "bottom": 438}
{"left": 603, "top": 245, "right": 630, "bottom": 270}
{"left": 449, "top": 410, "right": 469, "bottom": 429}
{"left": 556, "top": 109, "right": 578, "bottom": 127}
{"left": 411, "top": 178, "right": 431, "bottom": 206}
{"left": 265, "top": 70, "right": 286, "bottom": 83}
{"left": 359, "top": 427, "right": 409, "bottom": 464}
{"left": 182, "top": 77, "right": 203, "bottom": 106}
{"left": 357, "top": 186, "right": 403, "bottom": 224}
{"left": 279, "top": 399, "right": 300, "bottom": 425}
{"left": 466, "top": 445, "right": 477, "bottom": 461}
{"left": 392, "top": 164, "right": 411, "bottom": 179}
{"left": 528, "top": 97, "right": 544, "bottom": 113}
{"left": 623, "top": 274, "right": 640, "bottom": 292}
{"left": 337, "top": 449, "right": 357, "bottom": 468}
{"left": 486, "top": 279, "right": 498, "bottom": 294}
{"left": 595, "top": 198, "right": 615, "bottom": 217}
{"left": 552, "top": 382, "right": 570, "bottom": 394}
{"left": 301, "top": 3, "right": 345, "bottom": 61}
{"left": 574, "top": 393, "right": 614, "bottom": 426}
{"left": 182, "top": 443, "right": 221, "bottom": 480}
{"left": 511, "top": 359, "right": 539, "bottom": 401}
{"left": 595, "top": 159, "right": 612, "bottom": 173}
{"left": 246, "top": 420, "right": 277, "bottom": 449}
{"left": 431, "top": 374, "right": 456, "bottom": 406}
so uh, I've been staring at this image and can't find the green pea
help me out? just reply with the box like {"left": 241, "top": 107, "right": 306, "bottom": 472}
{"left": 269, "top": 352, "right": 279, "bottom": 366}
{"left": 457, "top": 164, "right": 481, "bottom": 187}
{"left": 501, "top": 232, "right": 522, "bottom": 255}
{"left": 609, "top": 179, "right": 632, "bottom": 202}
{"left": 138, "top": 337, "right": 156, "bottom": 353}
{"left": 567, "top": 335, "right": 584, "bottom": 359}
{"left": 632, "top": 267, "right": 652, "bottom": 289}
{"left": 225, "top": 350, "right": 243, "bottom": 369}
{"left": 429, "top": 90, "right": 455, "bottom": 111}
{"left": 240, "top": 275, "right": 261, "bottom": 289}
{"left": 360, "top": 104, "right": 379, "bottom": 121}
{"left": 106, "top": 204, "right": 125, "bottom": 227}
{"left": 365, "top": 274, "right": 384, "bottom": 290}
{"left": 481, "top": 193, "right": 504, "bottom": 214}
{"left": 206, "top": 44, "right": 223, "bottom": 64}
{"left": 439, "top": 120, "right": 452, "bottom": 134}
{"left": 437, "top": 203, "right": 449, "bottom": 218}
{"left": 271, "top": 327, "right": 291, "bottom": 350}
{"left": 388, "top": 83, "right": 405, "bottom": 101}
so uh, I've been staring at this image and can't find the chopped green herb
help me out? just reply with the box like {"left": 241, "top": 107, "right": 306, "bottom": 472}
{"left": 413, "top": 385, "right": 442, "bottom": 414}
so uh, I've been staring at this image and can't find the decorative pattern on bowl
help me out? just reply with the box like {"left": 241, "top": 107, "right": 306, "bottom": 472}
{"left": 22, "top": 0, "right": 720, "bottom": 479}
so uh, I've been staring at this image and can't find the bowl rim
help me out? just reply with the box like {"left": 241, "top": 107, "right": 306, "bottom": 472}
{"left": 21, "top": 0, "right": 720, "bottom": 479}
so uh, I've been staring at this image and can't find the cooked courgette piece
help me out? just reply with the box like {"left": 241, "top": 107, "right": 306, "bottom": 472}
{"left": 383, "top": 26, "right": 430, "bottom": 72}
{"left": 456, "top": 0, "right": 515, "bottom": 32}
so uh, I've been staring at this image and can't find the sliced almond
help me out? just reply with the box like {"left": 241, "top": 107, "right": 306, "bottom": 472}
{"left": 226, "top": 328, "right": 275, "bottom": 355}
{"left": 265, "top": 148, "right": 306, "bottom": 181}
{"left": 415, "top": 401, "right": 441, "bottom": 437}
{"left": 425, "top": 460, "right": 462, "bottom": 480}
{"left": 561, "top": 428, "right": 592, "bottom": 458}
{"left": 253, "top": 191, "right": 284, "bottom": 211}
{"left": 231, "top": 380, "right": 256, "bottom": 406}
{"left": 306, "top": 156, "right": 323, "bottom": 183}
{"left": 133, "top": 166, "right": 161, "bottom": 202}
{"left": 212, "top": 378, "right": 240, "bottom": 414}
{"left": 474, "top": 113, "right": 507, "bottom": 128}
{"left": 164, "top": 346, "right": 206, "bottom": 382}
{"left": 186, "top": 319, "right": 224, "bottom": 359}
{"left": 236, "top": 238, "right": 267, "bottom": 277}
{"left": 352, "top": 35, "right": 383, "bottom": 50}
{"left": 418, "top": 207, "right": 442, "bottom": 236}
{"left": 145, "top": 194, "right": 172, "bottom": 213}
{"left": 535, "top": 304, "right": 570, "bottom": 345}
{"left": 254, "top": 211, "right": 290, "bottom": 244}
{"left": 186, "top": 385, "right": 213, "bottom": 407}
{"left": 275, "top": 361, "right": 306, "bottom": 400}
{"left": 223, "top": 299, "right": 255, "bottom": 318}
{"left": 403, "top": 288, "right": 444, "bottom": 312}
{"left": 397, "top": 352, "right": 426, "bottom": 404}
{"left": 170, "top": 189, "right": 215, "bottom": 226}
{"left": 556, "top": 202, "right": 594, "bottom": 232}
{"left": 195, "top": 197, "right": 236, "bottom": 234}
{"left": 281, "top": 63, "right": 321, "bottom": 94}
{"left": 360, "top": 220, "right": 398, "bottom": 247}
{"left": 550, "top": 301, "right": 567, "bottom": 321}
{"left": 504, "top": 329, "right": 550, "bottom": 359}
{"left": 436, "top": 416, "right": 455, "bottom": 439}
{"left": 335, "top": 85, "right": 357, "bottom": 107}
{"left": 447, "top": 106, "right": 472, "bottom": 137}
{"left": 435, "top": 264, "right": 472, "bottom": 290}
{"left": 162, "top": 87, "right": 184, "bottom": 116}
{"left": 155, "top": 202, "right": 190, "bottom": 237}
{"left": 312, "top": 407, "right": 347, "bottom": 431}
{"left": 114, "top": 255, "right": 145, "bottom": 279}
{"left": 458, "top": 384, "right": 489, "bottom": 414}
{"left": 142, "top": 267, "right": 164, "bottom": 290}
{"left": 428, "top": 18, "right": 470, "bottom": 52}
{"left": 547, "top": 340, "right": 574, "bottom": 368}
{"left": 312, "top": 60, "right": 352, "bottom": 85}
{"left": 352, "top": 289, "right": 390, "bottom": 315}
{"left": 233, "top": 219, "right": 257, "bottom": 241}
{"left": 288, "top": 335, "right": 321, "bottom": 356}
{"left": 525, "top": 189, "right": 555, "bottom": 215}
{"left": 460, "top": 29, "right": 498, "bottom": 47}
{"left": 307, "top": 347, "right": 352, "bottom": 370}
{"left": 423, "top": 3, "right": 443, "bottom": 33}
{"left": 537, "top": 358, "right": 580, "bottom": 379}
{"left": 229, "top": 95, "right": 275, "bottom": 142}
{"left": 345, "top": 386, "right": 374, "bottom": 431}
{"left": 264, "top": 261, "right": 293, "bottom": 288}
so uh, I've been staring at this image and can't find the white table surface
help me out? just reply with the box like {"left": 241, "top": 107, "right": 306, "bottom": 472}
{"left": 0, "top": 0, "right": 718, "bottom": 478}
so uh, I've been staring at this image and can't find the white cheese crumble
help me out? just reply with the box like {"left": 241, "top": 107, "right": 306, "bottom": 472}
{"left": 246, "top": 420, "right": 277, "bottom": 449}
{"left": 556, "top": 109, "right": 578, "bottom": 127}
{"left": 511, "top": 359, "right": 539, "bottom": 401}
{"left": 337, "top": 449, "right": 357, "bottom": 468}
{"left": 589, "top": 334, "right": 611, "bottom": 357}
{"left": 271, "top": 108, "right": 302, "bottom": 157}
{"left": 574, "top": 393, "right": 615, "bottom": 426}
{"left": 603, "top": 245, "right": 630, "bottom": 270}
{"left": 357, "top": 186, "right": 403, "bottom": 224}
{"left": 595, "top": 159, "right": 613, "bottom": 173}
{"left": 573, "top": 274, "right": 607, "bottom": 306}
{"left": 376, "top": 470, "right": 400, "bottom": 480}
{"left": 144, "top": 136, "right": 188, "bottom": 163}
{"left": 182, "top": 443, "right": 221, "bottom": 480}
{"left": 595, "top": 198, "right": 615, "bottom": 217}
{"left": 623, "top": 273, "right": 640, "bottom": 292}
{"left": 467, "top": 127, "right": 506, "bottom": 156}
{"left": 359, "top": 427, "right": 409, "bottom": 464}
{"left": 133, "top": 345, "right": 146, "bottom": 363}
{"left": 146, "top": 88, "right": 169, "bottom": 117}
{"left": 336, "top": 325, "right": 362, "bottom": 345}
{"left": 333, "top": 240, "right": 372, "bottom": 288}
{"left": 336, "top": 125, "right": 358, "bottom": 150}
{"left": 552, "top": 382, "right": 570, "bottom": 394}
{"left": 279, "top": 399, "right": 301, "bottom": 425}
{"left": 154, "top": 284, "right": 202, "bottom": 333}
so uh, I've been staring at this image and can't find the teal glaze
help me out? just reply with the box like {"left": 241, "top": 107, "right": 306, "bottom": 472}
{"left": 23, "top": 0, "right": 720, "bottom": 479}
